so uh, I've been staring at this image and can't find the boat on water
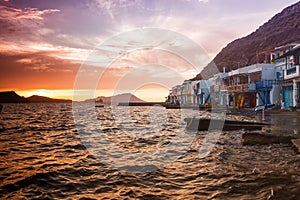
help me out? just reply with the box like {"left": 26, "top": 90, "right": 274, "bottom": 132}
{"left": 185, "top": 117, "right": 269, "bottom": 131}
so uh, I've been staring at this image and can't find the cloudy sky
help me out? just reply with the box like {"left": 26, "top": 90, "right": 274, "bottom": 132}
{"left": 0, "top": 0, "right": 298, "bottom": 101}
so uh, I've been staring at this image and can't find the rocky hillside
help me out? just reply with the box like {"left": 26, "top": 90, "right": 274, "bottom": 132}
{"left": 27, "top": 95, "right": 72, "bottom": 103}
{"left": 193, "top": 1, "right": 300, "bottom": 80}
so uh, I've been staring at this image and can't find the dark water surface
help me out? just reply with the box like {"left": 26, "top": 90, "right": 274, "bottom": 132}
{"left": 0, "top": 103, "right": 299, "bottom": 199}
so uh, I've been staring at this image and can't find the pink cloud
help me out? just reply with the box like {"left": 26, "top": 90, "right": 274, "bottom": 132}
{"left": 0, "top": 5, "right": 59, "bottom": 40}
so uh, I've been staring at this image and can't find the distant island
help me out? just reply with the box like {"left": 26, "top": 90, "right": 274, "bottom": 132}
{"left": 27, "top": 95, "right": 72, "bottom": 103}
{"left": 0, "top": 91, "right": 29, "bottom": 103}
{"left": 0, "top": 91, "right": 72, "bottom": 103}
{"left": 95, "top": 93, "right": 145, "bottom": 103}
{"left": 0, "top": 91, "right": 145, "bottom": 103}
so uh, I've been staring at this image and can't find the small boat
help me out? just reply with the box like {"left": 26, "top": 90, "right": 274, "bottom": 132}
{"left": 185, "top": 117, "right": 269, "bottom": 131}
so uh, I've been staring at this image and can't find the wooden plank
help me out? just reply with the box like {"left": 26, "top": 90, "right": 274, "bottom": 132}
{"left": 185, "top": 118, "right": 269, "bottom": 131}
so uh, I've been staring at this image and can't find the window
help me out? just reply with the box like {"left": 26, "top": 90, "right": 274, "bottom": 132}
{"left": 287, "top": 67, "right": 296, "bottom": 75}
{"left": 295, "top": 55, "right": 300, "bottom": 65}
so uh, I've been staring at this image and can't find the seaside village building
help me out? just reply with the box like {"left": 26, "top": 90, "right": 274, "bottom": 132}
{"left": 274, "top": 44, "right": 300, "bottom": 108}
{"left": 216, "top": 64, "right": 280, "bottom": 108}
{"left": 169, "top": 80, "right": 211, "bottom": 105}
{"left": 168, "top": 43, "right": 300, "bottom": 109}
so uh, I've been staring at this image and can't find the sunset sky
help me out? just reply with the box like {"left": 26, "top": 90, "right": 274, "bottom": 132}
{"left": 0, "top": 0, "right": 298, "bottom": 101}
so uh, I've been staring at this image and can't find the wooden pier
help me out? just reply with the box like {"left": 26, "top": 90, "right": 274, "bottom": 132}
{"left": 185, "top": 118, "right": 269, "bottom": 131}
{"left": 118, "top": 102, "right": 165, "bottom": 106}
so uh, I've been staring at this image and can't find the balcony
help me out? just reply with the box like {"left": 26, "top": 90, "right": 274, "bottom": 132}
{"left": 210, "top": 85, "right": 227, "bottom": 92}
{"left": 220, "top": 85, "right": 227, "bottom": 91}
{"left": 255, "top": 80, "right": 277, "bottom": 91}
{"left": 214, "top": 85, "right": 220, "bottom": 92}
{"left": 187, "top": 90, "right": 193, "bottom": 95}
{"left": 284, "top": 65, "right": 299, "bottom": 80}
{"left": 227, "top": 84, "right": 250, "bottom": 92}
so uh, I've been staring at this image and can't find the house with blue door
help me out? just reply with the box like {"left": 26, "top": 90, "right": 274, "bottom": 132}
{"left": 215, "top": 64, "right": 280, "bottom": 108}
{"left": 168, "top": 44, "right": 299, "bottom": 108}
{"left": 168, "top": 80, "right": 211, "bottom": 105}
{"left": 168, "top": 63, "right": 280, "bottom": 108}
{"left": 209, "top": 72, "right": 228, "bottom": 106}
{"left": 274, "top": 44, "right": 300, "bottom": 108}
{"left": 191, "top": 80, "right": 211, "bottom": 105}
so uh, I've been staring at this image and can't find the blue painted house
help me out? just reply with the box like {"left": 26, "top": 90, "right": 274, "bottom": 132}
{"left": 274, "top": 44, "right": 300, "bottom": 108}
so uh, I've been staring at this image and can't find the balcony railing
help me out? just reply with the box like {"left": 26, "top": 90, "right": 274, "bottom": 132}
{"left": 227, "top": 84, "right": 250, "bottom": 92}
{"left": 255, "top": 80, "right": 279, "bottom": 91}
{"left": 220, "top": 85, "right": 227, "bottom": 91}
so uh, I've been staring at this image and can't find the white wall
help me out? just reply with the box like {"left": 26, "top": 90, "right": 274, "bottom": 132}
{"left": 270, "top": 85, "right": 280, "bottom": 105}
{"left": 261, "top": 65, "right": 276, "bottom": 80}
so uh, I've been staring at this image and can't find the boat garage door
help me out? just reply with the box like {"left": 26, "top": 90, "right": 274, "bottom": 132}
{"left": 283, "top": 86, "right": 293, "bottom": 108}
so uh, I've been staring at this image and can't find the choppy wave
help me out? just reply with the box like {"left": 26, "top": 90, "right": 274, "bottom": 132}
{"left": 0, "top": 103, "right": 299, "bottom": 199}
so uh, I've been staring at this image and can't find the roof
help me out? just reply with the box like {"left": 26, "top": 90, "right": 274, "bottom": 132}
{"left": 225, "top": 64, "right": 273, "bottom": 77}
{"left": 275, "top": 45, "right": 300, "bottom": 60}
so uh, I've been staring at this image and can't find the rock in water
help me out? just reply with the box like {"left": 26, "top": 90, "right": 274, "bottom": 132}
{"left": 242, "top": 132, "right": 297, "bottom": 145}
